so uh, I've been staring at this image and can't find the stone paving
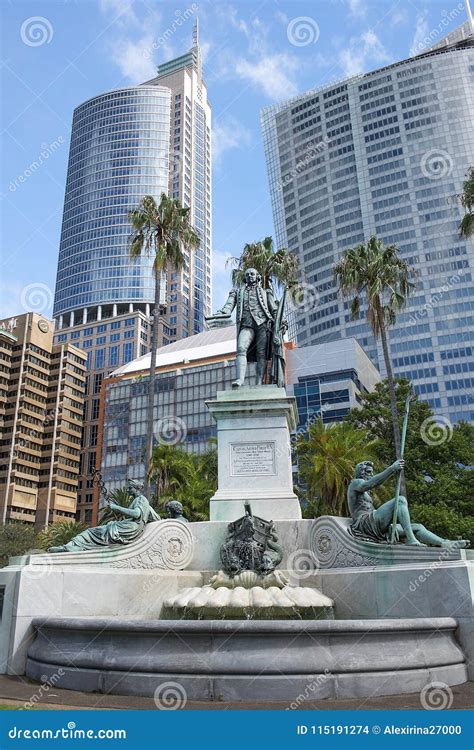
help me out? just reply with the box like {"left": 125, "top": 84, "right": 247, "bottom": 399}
{"left": 0, "top": 675, "right": 472, "bottom": 711}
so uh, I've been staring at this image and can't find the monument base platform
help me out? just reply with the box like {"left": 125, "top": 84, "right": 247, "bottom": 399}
{"left": 206, "top": 386, "right": 301, "bottom": 522}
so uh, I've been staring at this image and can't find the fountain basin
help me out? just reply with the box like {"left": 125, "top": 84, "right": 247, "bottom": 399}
{"left": 26, "top": 616, "right": 466, "bottom": 702}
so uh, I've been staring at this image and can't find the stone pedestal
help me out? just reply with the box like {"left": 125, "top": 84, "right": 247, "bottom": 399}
{"left": 206, "top": 385, "right": 301, "bottom": 521}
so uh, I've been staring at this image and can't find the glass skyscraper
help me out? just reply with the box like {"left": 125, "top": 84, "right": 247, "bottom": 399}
{"left": 53, "top": 86, "right": 172, "bottom": 325}
{"left": 261, "top": 24, "right": 474, "bottom": 423}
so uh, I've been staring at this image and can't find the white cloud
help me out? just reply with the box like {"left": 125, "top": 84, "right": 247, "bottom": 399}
{"left": 98, "top": 0, "right": 140, "bottom": 27}
{"left": 99, "top": 0, "right": 172, "bottom": 83}
{"left": 339, "top": 29, "right": 391, "bottom": 77}
{"left": 213, "top": 5, "right": 299, "bottom": 100}
{"left": 235, "top": 54, "right": 298, "bottom": 100}
{"left": 347, "top": 0, "right": 367, "bottom": 18}
{"left": 390, "top": 6, "right": 408, "bottom": 26}
{"left": 410, "top": 11, "right": 430, "bottom": 56}
{"left": 110, "top": 35, "right": 158, "bottom": 84}
{"left": 212, "top": 117, "right": 252, "bottom": 167}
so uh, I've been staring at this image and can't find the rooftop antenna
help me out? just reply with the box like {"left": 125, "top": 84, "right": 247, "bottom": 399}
{"left": 192, "top": 18, "right": 199, "bottom": 47}
{"left": 466, "top": 0, "right": 474, "bottom": 32}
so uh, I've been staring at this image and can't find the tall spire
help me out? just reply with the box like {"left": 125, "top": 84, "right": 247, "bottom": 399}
{"left": 192, "top": 18, "right": 199, "bottom": 48}
{"left": 466, "top": 0, "right": 474, "bottom": 33}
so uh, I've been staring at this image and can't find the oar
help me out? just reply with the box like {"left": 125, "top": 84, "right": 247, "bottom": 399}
{"left": 389, "top": 394, "right": 412, "bottom": 544}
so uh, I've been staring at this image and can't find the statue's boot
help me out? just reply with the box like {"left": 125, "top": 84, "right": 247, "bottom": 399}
{"left": 232, "top": 354, "right": 246, "bottom": 388}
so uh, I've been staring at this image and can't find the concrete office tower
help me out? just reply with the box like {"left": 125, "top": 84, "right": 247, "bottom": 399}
{"left": 261, "top": 24, "right": 474, "bottom": 423}
{"left": 145, "top": 21, "right": 212, "bottom": 335}
{"left": 0, "top": 313, "right": 86, "bottom": 527}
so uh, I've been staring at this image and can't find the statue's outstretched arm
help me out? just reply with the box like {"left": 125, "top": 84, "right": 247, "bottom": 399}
{"left": 215, "top": 289, "right": 237, "bottom": 315}
{"left": 359, "top": 463, "right": 399, "bottom": 491}
{"left": 108, "top": 502, "right": 141, "bottom": 520}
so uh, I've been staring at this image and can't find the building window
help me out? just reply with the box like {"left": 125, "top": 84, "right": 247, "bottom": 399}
{"left": 93, "top": 373, "right": 103, "bottom": 394}
{"left": 125, "top": 318, "right": 135, "bottom": 327}
{"left": 95, "top": 349, "right": 105, "bottom": 369}
{"left": 123, "top": 342, "right": 134, "bottom": 363}
{"left": 96, "top": 336, "right": 106, "bottom": 345}
{"left": 111, "top": 321, "right": 121, "bottom": 329}
{"left": 97, "top": 324, "right": 107, "bottom": 333}
{"left": 110, "top": 333, "right": 120, "bottom": 342}
{"left": 91, "top": 400, "right": 100, "bottom": 420}
{"left": 83, "top": 339, "right": 92, "bottom": 348}
{"left": 109, "top": 345, "right": 119, "bottom": 367}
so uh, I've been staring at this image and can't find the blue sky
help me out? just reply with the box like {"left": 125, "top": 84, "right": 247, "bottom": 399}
{"left": 1, "top": 0, "right": 470, "bottom": 318}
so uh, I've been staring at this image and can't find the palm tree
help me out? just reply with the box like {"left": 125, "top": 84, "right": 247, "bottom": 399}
{"left": 37, "top": 520, "right": 86, "bottom": 550}
{"left": 334, "top": 236, "right": 415, "bottom": 464}
{"left": 148, "top": 444, "right": 194, "bottom": 500}
{"left": 228, "top": 236, "right": 300, "bottom": 292}
{"left": 129, "top": 194, "right": 199, "bottom": 492}
{"left": 98, "top": 487, "right": 135, "bottom": 524}
{"left": 459, "top": 167, "right": 474, "bottom": 238}
{"left": 296, "top": 418, "right": 376, "bottom": 517}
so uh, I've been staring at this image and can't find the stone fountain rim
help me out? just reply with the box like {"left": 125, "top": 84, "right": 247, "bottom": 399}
{"left": 31, "top": 616, "right": 458, "bottom": 634}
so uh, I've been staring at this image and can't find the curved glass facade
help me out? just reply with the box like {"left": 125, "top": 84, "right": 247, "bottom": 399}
{"left": 53, "top": 86, "right": 171, "bottom": 318}
{"left": 262, "top": 41, "right": 474, "bottom": 423}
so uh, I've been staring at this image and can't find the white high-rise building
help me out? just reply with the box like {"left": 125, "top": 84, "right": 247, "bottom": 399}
{"left": 261, "top": 21, "right": 474, "bottom": 423}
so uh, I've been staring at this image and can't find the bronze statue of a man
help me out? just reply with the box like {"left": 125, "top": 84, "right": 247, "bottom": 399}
{"left": 210, "top": 267, "right": 286, "bottom": 388}
{"left": 348, "top": 460, "right": 469, "bottom": 547}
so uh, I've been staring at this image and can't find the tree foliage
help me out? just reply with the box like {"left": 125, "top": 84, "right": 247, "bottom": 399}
{"left": 334, "top": 236, "right": 416, "bottom": 470}
{"left": 37, "top": 521, "right": 87, "bottom": 550}
{"left": 228, "top": 236, "right": 300, "bottom": 293}
{"left": 0, "top": 523, "right": 38, "bottom": 567}
{"left": 296, "top": 418, "right": 377, "bottom": 518}
{"left": 148, "top": 442, "right": 217, "bottom": 521}
{"left": 459, "top": 166, "right": 474, "bottom": 238}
